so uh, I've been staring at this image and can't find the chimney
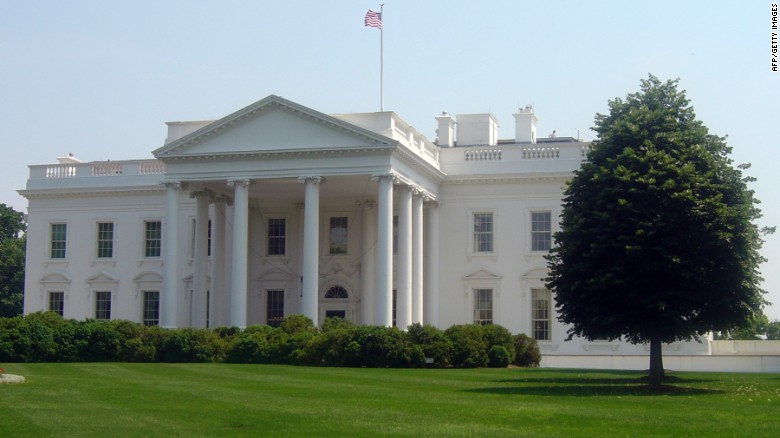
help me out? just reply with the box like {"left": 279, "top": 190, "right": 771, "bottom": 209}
{"left": 513, "top": 105, "right": 538, "bottom": 144}
{"left": 435, "top": 111, "right": 456, "bottom": 147}
{"left": 455, "top": 113, "right": 499, "bottom": 146}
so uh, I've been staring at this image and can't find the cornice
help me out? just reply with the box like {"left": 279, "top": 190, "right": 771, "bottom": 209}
{"left": 19, "top": 186, "right": 165, "bottom": 200}
{"left": 393, "top": 145, "right": 446, "bottom": 183}
{"left": 158, "top": 145, "right": 396, "bottom": 162}
{"left": 442, "top": 174, "right": 572, "bottom": 185}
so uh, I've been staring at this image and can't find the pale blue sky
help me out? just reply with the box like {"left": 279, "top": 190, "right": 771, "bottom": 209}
{"left": 2, "top": 1, "right": 778, "bottom": 318}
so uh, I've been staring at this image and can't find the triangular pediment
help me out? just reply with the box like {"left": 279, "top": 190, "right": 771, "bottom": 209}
{"left": 87, "top": 271, "right": 120, "bottom": 284}
{"left": 153, "top": 95, "right": 396, "bottom": 158}
{"left": 463, "top": 269, "right": 502, "bottom": 280}
{"left": 521, "top": 268, "right": 549, "bottom": 280}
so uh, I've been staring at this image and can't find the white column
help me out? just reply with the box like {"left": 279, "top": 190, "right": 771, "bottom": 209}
{"left": 228, "top": 179, "right": 250, "bottom": 328}
{"left": 161, "top": 181, "right": 181, "bottom": 329}
{"left": 359, "top": 201, "right": 376, "bottom": 325}
{"left": 396, "top": 185, "right": 412, "bottom": 330}
{"left": 424, "top": 201, "right": 440, "bottom": 327}
{"left": 191, "top": 191, "right": 210, "bottom": 328}
{"left": 374, "top": 174, "right": 394, "bottom": 327}
{"left": 412, "top": 192, "right": 424, "bottom": 325}
{"left": 209, "top": 196, "right": 227, "bottom": 328}
{"left": 300, "top": 176, "right": 321, "bottom": 326}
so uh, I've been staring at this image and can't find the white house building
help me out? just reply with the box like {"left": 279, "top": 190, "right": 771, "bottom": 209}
{"left": 21, "top": 94, "right": 722, "bottom": 364}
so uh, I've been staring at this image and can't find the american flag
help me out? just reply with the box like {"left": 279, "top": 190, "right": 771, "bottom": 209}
{"left": 364, "top": 10, "right": 382, "bottom": 29}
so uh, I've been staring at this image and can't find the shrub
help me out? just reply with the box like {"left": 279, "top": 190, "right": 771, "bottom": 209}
{"left": 407, "top": 323, "right": 452, "bottom": 367}
{"left": 513, "top": 333, "right": 541, "bottom": 367}
{"left": 487, "top": 345, "right": 511, "bottom": 368}
{"left": 226, "top": 330, "right": 272, "bottom": 363}
{"left": 305, "top": 318, "right": 356, "bottom": 366}
{"left": 159, "top": 328, "right": 224, "bottom": 363}
{"left": 481, "top": 324, "right": 516, "bottom": 360}
{"left": 0, "top": 313, "right": 59, "bottom": 362}
{"left": 444, "top": 324, "right": 488, "bottom": 368}
{"left": 71, "top": 319, "right": 121, "bottom": 362}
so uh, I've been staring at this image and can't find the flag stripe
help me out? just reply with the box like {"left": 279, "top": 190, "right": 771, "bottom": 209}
{"left": 364, "top": 10, "right": 382, "bottom": 29}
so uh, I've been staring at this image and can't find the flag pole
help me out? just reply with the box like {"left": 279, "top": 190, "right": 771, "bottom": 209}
{"left": 379, "top": 3, "right": 384, "bottom": 112}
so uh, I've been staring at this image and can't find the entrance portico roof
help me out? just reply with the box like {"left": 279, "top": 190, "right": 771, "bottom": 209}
{"left": 153, "top": 94, "right": 398, "bottom": 160}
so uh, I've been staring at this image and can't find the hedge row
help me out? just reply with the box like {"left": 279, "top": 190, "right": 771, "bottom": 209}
{"left": 0, "top": 312, "right": 540, "bottom": 368}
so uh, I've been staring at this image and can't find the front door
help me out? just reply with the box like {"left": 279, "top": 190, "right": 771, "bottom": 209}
{"left": 325, "top": 310, "right": 346, "bottom": 319}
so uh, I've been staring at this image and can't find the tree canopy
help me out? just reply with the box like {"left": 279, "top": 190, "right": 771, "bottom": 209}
{"left": 0, "top": 203, "right": 25, "bottom": 317}
{"left": 546, "top": 75, "right": 767, "bottom": 387}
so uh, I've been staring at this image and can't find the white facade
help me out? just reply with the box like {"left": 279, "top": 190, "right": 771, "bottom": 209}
{"left": 20, "top": 95, "right": 712, "bottom": 358}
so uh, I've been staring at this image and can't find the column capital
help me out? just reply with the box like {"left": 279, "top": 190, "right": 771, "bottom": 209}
{"left": 189, "top": 189, "right": 210, "bottom": 199}
{"left": 371, "top": 173, "right": 397, "bottom": 183}
{"left": 160, "top": 181, "right": 182, "bottom": 190}
{"left": 227, "top": 178, "right": 251, "bottom": 188}
{"left": 298, "top": 176, "right": 323, "bottom": 185}
{"left": 210, "top": 194, "right": 231, "bottom": 205}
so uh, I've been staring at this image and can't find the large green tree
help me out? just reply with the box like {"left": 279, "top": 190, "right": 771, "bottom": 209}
{"left": 546, "top": 75, "right": 767, "bottom": 387}
{"left": 0, "top": 203, "right": 26, "bottom": 317}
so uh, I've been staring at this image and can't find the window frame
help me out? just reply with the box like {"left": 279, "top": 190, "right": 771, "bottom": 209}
{"left": 48, "top": 291, "right": 65, "bottom": 316}
{"left": 469, "top": 211, "right": 496, "bottom": 256}
{"left": 267, "top": 217, "right": 287, "bottom": 256}
{"left": 142, "top": 290, "right": 160, "bottom": 326}
{"left": 532, "top": 288, "right": 552, "bottom": 341}
{"left": 50, "top": 222, "right": 67, "bottom": 259}
{"left": 530, "top": 211, "right": 552, "bottom": 252}
{"left": 473, "top": 288, "right": 493, "bottom": 325}
{"left": 266, "top": 289, "right": 285, "bottom": 328}
{"left": 143, "top": 220, "right": 162, "bottom": 258}
{"left": 328, "top": 216, "right": 349, "bottom": 255}
{"left": 94, "top": 291, "right": 112, "bottom": 321}
{"left": 96, "top": 221, "right": 114, "bottom": 259}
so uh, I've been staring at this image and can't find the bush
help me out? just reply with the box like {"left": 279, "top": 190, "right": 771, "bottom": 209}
{"left": 513, "top": 333, "right": 541, "bottom": 367}
{"left": 481, "top": 324, "right": 516, "bottom": 360}
{"left": 487, "top": 345, "right": 511, "bottom": 368}
{"left": 407, "top": 323, "right": 452, "bottom": 367}
{"left": 226, "top": 330, "right": 272, "bottom": 363}
{"left": 72, "top": 319, "right": 121, "bottom": 362}
{"left": 0, "top": 313, "right": 59, "bottom": 362}
{"left": 445, "top": 325, "right": 488, "bottom": 368}
{"left": 159, "top": 328, "right": 224, "bottom": 363}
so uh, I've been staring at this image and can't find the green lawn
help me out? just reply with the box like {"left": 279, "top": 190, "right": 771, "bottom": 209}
{"left": 1, "top": 364, "right": 778, "bottom": 437}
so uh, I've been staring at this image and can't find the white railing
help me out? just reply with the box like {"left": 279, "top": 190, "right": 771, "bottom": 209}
{"left": 92, "top": 162, "right": 123, "bottom": 176}
{"left": 522, "top": 146, "right": 560, "bottom": 159}
{"left": 464, "top": 149, "right": 502, "bottom": 161}
{"left": 37, "top": 160, "right": 165, "bottom": 179}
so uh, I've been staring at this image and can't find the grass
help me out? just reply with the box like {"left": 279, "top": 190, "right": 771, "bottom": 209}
{"left": 1, "top": 364, "right": 779, "bottom": 437}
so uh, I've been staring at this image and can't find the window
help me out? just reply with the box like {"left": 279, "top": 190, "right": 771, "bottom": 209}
{"left": 49, "top": 291, "right": 64, "bottom": 316}
{"left": 531, "top": 211, "right": 552, "bottom": 251}
{"left": 267, "top": 290, "right": 284, "bottom": 327}
{"left": 473, "top": 213, "right": 493, "bottom": 253}
{"left": 267, "top": 218, "right": 286, "bottom": 256}
{"left": 473, "top": 288, "right": 493, "bottom": 325}
{"left": 329, "top": 217, "right": 348, "bottom": 254}
{"left": 144, "top": 221, "right": 162, "bottom": 258}
{"left": 50, "top": 223, "right": 67, "bottom": 259}
{"left": 324, "top": 286, "right": 349, "bottom": 299}
{"left": 532, "top": 289, "right": 551, "bottom": 341}
{"left": 95, "top": 291, "right": 112, "bottom": 321}
{"left": 97, "top": 222, "right": 114, "bottom": 258}
{"left": 142, "top": 291, "right": 160, "bottom": 326}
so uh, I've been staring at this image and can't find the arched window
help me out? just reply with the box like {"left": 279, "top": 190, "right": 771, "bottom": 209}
{"left": 324, "top": 286, "right": 349, "bottom": 299}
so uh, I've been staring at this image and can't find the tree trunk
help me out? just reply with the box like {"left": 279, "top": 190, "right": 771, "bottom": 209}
{"left": 648, "top": 332, "right": 664, "bottom": 388}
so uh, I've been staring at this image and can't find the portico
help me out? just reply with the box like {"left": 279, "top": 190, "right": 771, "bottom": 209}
{"left": 153, "top": 95, "right": 442, "bottom": 328}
